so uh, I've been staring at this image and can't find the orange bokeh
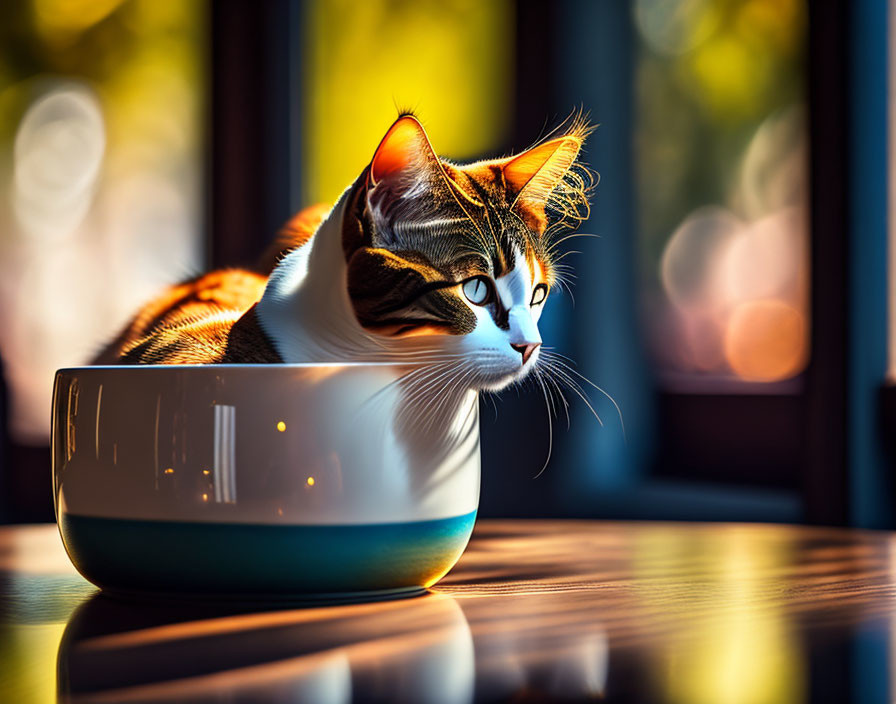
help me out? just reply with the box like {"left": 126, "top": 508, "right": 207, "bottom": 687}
{"left": 724, "top": 300, "right": 807, "bottom": 381}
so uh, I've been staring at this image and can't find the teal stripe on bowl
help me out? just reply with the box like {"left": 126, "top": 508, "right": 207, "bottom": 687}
{"left": 59, "top": 511, "right": 477, "bottom": 599}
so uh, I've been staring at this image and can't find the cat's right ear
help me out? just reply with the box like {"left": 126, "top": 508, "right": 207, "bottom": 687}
{"left": 503, "top": 136, "right": 584, "bottom": 231}
{"left": 369, "top": 115, "right": 437, "bottom": 186}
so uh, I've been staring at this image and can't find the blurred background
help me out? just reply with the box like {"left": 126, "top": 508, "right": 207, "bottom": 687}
{"left": 0, "top": 0, "right": 890, "bottom": 527}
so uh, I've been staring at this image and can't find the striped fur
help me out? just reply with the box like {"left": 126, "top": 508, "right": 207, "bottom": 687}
{"left": 104, "top": 113, "right": 593, "bottom": 385}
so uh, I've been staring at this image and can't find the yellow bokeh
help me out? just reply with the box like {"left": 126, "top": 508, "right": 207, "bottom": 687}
{"left": 684, "top": 32, "right": 771, "bottom": 122}
{"left": 735, "top": 0, "right": 804, "bottom": 55}
{"left": 302, "top": 0, "right": 513, "bottom": 205}
{"left": 33, "top": 0, "right": 126, "bottom": 45}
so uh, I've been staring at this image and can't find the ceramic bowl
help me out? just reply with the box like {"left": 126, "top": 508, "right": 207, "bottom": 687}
{"left": 52, "top": 364, "right": 480, "bottom": 600}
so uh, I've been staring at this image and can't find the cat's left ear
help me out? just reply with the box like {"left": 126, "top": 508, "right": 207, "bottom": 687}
{"left": 503, "top": 136, "right": 583, "bottom": 230}
{"left": 369, "top": 115, "right": 438, "bottom": 186}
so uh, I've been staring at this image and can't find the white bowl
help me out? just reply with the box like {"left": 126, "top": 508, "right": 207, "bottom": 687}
{"left": 52, "top": 364, "right": 480, "bottom": 599}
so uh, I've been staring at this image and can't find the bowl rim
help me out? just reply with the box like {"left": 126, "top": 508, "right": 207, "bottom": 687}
{"left": 57, "top": 362, "right": 418, "bottom": 372}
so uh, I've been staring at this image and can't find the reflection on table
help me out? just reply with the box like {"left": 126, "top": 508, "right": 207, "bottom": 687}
{"left": 2, "top": 521, "right": 896, "bottom": 702}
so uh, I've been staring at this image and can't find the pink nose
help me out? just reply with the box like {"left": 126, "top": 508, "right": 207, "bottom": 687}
{"left": 510, "top": 342, "right": 541, "bottom": 365}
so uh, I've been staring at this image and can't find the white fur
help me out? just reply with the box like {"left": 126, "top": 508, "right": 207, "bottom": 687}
{"left": 454, "top": 249, "right": 545, "bottom": 392}
{"left": 257, "top": 189, "right": 372, "bottom": 362}
{"left": 257, "top": 191, "right": 546, "bottom": 392}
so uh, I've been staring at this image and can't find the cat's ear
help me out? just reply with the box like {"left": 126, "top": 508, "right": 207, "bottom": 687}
{"left": 503, "top": 136, "right": 583, "bottom": 230}
{"left": 365, "top": 115, "right": 483, "bottom": 247}
{"left": 369, "top": 115, "right": 438, "bottom": 185}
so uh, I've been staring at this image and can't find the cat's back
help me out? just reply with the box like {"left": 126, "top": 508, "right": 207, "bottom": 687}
{"left": 99, "top": 269, "right": 268, "bottom": 364}
{"left": 98, "top": 202, "right": 331, "bottom": 365}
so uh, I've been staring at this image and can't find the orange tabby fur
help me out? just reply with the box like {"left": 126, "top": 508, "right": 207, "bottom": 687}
{"left": 102, "top": 113, "right": 592, "bottom": 366}
{"left": 97, "top": 205, "right": 329, "bottom": 364}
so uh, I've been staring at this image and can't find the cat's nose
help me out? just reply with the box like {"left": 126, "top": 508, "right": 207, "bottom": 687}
{"left": 510, "top": 342, "right": 541, "bottom": 365}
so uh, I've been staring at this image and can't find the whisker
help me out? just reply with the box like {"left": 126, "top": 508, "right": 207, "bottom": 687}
{"left": 422, "top": 365, "right": 476, "bottom": 434}
{"left": 480, "top": 391, "right": 500, "bottom": 422}
{"left": 532, "top": 373, "right": 554, "bottom": 480}
{"left": 398, "top": 361, "right": 461, "bottom": 413}
{"left": 539, "top": 357, "right": 604, "bottom": 428}
{"left": 540, "top": 364, "right": 571, "bottom": 430}
{"left": 541, "top": 351, "right": 626, "bottom": 442}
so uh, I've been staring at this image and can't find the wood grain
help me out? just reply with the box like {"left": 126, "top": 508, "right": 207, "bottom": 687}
{"left": 2, "top": 520, "right": 894, "bottom": 702}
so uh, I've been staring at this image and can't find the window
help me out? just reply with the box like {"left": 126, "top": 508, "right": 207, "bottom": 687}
{"left": 0, "top": 0, "right": 205, "bottom": 444}
{"left": 301, "top": 0, "right": 513, "bottom": 206}
{"left": 636, "top": 0, "right": 809, "bottom": 387}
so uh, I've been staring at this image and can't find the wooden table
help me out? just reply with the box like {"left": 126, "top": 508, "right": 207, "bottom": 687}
{"left": 2, "top": 520, "right": 895, "bottom": 703}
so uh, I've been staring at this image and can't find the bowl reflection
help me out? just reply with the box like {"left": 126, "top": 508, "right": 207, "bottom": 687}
{"left": 55, "top": 586, "right": 613, "bottom": 703}
{"left": 57, "top": 592, "right": 474, "bottom": 703}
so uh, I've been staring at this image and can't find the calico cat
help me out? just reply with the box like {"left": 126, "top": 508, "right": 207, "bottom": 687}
{"left": 103, "top": 114, "right": 592, "bottom": 394}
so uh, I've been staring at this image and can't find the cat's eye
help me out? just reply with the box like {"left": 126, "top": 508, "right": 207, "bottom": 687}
{"left": 530, "top": 284, "right": 548, "bottom": 306}
{"left": 462, "top": 276, "right": 492, "bottom": 306}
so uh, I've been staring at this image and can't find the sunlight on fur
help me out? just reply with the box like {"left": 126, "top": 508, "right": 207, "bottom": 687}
{"left": 100, "top": 112, "right": 622, "bottom": 474}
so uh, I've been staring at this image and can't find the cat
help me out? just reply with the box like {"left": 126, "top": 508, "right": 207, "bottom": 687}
{"left": 101, "top": 113, "right": 592, "bottom": 396}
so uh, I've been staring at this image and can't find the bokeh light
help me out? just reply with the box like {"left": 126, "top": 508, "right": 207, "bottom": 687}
{"left": 32, "top": 0, "right": 127, "bottom": 46}
{"left": 656, "top": 205, "right": 808, "bottom": 383}
{"left": 12, "top": 84, "right": 105, "bottom": 241}
{"left": 661, "top": 206, "right": 746, "bottom": 314}
{"left": 724, "top": 300, "right": 807, "bottom": 381}
{"left": 722, "top": 207, "right": 807, "bottom": 308}
{"left": 638, "top": 0, "right": 807, "bottom": 385}
{"left": 0, "top": 0, "right": 204, "bottom": 443}
{"left": 634, "top": 0, "right": 720, "bottom": 56}
{"left": 735, "top": 107, "right": 807, "bottom": 220}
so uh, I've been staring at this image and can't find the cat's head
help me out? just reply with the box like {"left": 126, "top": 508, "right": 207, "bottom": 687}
{"left": 342, "top": 114, "right": 593, "bottom": 391}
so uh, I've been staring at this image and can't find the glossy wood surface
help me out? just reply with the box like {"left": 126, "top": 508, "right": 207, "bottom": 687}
{"left": 2, "top": 520, "right": 895, "bottom": 703}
